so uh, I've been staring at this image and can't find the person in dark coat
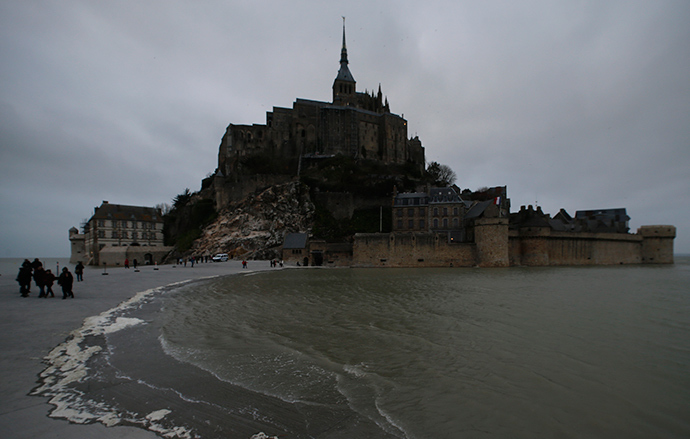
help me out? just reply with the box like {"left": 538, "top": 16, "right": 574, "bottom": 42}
{"left": 16, "top": 261, "right": 32, "bottom": 297}
{"left": 44, "top": 269, "right": 56, "bottom": 298}
{"left": 34, "top": 265, "right": 47, "bottom": 298}
{"left": 30, "top": 258, "right": 42, "bottom": 288}
{"left": 57, "top": 267, "right": 74, "bottom": 299}
{"left": 74, "top": 262, "right": 84, "bottom": 282}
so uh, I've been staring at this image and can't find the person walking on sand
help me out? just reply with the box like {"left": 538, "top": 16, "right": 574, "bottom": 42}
{"left": 16, "top": 261, "right": 32, "bottom": 297}
{"left": 34, "top": 265, "right": 47, "bottom": 298}
{"left": 75, "top": 261, "right": 84, "bottom": 281}
{"left": 31, "top": 258, "right": 43, "bottom": 289}
{"left": 44, "top": 269, "right": 56, "bottom": 298}
{"left": 57, "top": 267, "right": 74, "bottom": 299}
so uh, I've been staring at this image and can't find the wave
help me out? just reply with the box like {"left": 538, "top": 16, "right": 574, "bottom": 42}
{"left": 30, "top": 282, "right": 198, "bottom": 438}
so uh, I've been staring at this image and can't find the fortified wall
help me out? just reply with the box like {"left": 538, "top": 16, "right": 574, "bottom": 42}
{"left": 352, "top": 224, "right": 675, "bottom": 268}
{"left": 353, "top": 219, "right": 510, "bottom": 268}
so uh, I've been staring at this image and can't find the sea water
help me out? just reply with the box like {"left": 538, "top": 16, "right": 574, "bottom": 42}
{"left": 35, "top": 258, "right": 690, "bottom": 438}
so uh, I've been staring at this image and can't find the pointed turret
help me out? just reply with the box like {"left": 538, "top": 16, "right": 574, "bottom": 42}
{"left": 333, "top": 17, "right": 356, "bottom": 105}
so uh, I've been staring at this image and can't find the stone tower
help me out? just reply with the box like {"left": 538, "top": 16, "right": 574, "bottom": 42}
{"left": 332, "top": 17, "right": 356, "bottom": 106}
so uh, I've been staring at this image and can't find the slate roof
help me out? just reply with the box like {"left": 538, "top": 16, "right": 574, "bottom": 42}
{"left": 429, "top": 187, "right": 462, "bottom": 203}
{"left": 90, "top": 202, "right": 161, "bottom": 222}
{"left": 464, "top": 200, "right": 494, "bottom": 220}
{"left": 283, "top": 233, "right": 308, "bottom": 249}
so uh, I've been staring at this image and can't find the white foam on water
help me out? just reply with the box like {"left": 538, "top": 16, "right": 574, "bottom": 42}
{"left": 146, "top": 409, "right": 171, "bottom": 421}
{"left": 337, "top": 363, "right": 410, "bottom": 438}
{"left": 31, "top": 281, "right": 201, "bottom": 438}
{"left": 375, "top": 398, "right": 410, "bottom": 439}
{"left": 159, "top": 332, "right": 338, "bottom": 408}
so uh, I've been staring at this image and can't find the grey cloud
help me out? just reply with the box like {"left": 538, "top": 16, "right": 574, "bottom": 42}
{"left": 1, "top": 0, "right": 688, "bottom": 256}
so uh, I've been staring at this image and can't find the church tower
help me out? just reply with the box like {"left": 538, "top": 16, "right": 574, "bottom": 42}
{"left": 332, "top": 17, "right": 356, "bottom": 106}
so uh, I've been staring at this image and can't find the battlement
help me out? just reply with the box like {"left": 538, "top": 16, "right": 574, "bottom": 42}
{"left": 639, "top": 225, "right": 675, "bottom": 264}
{"left": 637, "top": 225, "right": 676, "bottom": 238}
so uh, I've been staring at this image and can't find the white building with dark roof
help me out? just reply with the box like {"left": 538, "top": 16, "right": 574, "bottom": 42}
{"left": 71, "top": 201, "right": 173, "bottom": 266}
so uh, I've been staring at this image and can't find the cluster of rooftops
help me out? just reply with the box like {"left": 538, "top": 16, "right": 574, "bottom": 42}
{"left": 393, "top": 185, "right": 630, "bottom": 235}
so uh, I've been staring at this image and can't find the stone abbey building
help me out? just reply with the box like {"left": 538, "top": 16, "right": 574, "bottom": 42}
{"left": 215, "top": 21, "right": 425, "bottom": 205}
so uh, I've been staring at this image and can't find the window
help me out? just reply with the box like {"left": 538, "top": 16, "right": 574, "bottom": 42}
{"left": 443, "top": 207, "right": 448, "bottom": 216}
{"left": 419, "top": 208, "right": 425, "bottom": 216}
{"left": 111, "top": 231, "right": 118, "bottom": 238}
{"left": 397, "top": 220, "right": 403, "bottom": 229}
{"left": 408, "top": 220, "right": 414, "bottom": 229}
{"left": 433, "top": 207, "right": 438, "bottom": 217}
{"left": 397, "top": 209, "right": 403, "bottom": 217}
{"left": 453, "top": 218, "right": 459, "bottom": 227}
{"left": 408, "top": 208, "right": 414, "bottom": 217}
{"left": 149, "top": 232, "right": 156, "bottom": 240}
{"left": 98, "top": 220, "right": 105, "bottom": 227}
{"left": 98, "top": 231, "right": 105, "bottom": 238}
{"left": 419, "top": 219, "right": 425, "bottom": 229}
{"left": 453, "top": 207, "right": 459, "bottom": 216}
{"left": 433, "top": 218, "right": 439, "bottom": 228}
{"left": 443, "top": 218, "right": 448, "bottom": 228}
{"left": 132, "top": 231, "right": 137, "bottom": 239}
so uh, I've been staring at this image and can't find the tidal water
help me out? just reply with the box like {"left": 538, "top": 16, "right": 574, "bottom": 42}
{"left": 36, "top": 258, "right": 690, "bottom": 438}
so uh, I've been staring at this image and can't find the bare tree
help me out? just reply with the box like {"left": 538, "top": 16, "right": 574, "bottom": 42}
{"left": 426, "top": 161, "right": 457, "bottom": 186}
{"left": 156, "top": 203, "right": 172, "bottom": 216}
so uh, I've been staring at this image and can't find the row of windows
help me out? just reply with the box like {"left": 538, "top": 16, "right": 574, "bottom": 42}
{"left": 337, "top": 84, "right": 354, "bottom": 94}
{"left": 434, "top": 207, "right": 460, "bottom": 217}
{"left": 395, "top": 207, "right": 462, "bottom": 217}
{"left": 397, "top": 207, "right": 425, "bottom": 217}
{"left": 395, "top": 197, "right": 427, "bottom": 206}
{"left": 397, "top": 219, "right": 425, "bottom": 229}
{"left": 97, "top": 231, "right": 157, "bottom": 239}
{"left": 96, "top": 220, "right": 157, "bottom": 229}
{"left": 395, "top": 218, "right": 461, "bottom": 230}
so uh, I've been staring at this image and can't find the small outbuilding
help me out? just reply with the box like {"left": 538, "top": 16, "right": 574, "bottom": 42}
{"left": 282, "top": 233, "right": 309, "bottom": 265}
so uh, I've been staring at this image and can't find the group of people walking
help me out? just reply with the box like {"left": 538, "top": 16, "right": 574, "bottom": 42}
{"left": 16, "top": 258, "right": 83, "bottom": 300}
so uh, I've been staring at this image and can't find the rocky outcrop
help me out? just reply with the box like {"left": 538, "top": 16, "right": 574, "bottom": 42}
{"left": 189, "top": 182, "right": 314, "bottom": 260}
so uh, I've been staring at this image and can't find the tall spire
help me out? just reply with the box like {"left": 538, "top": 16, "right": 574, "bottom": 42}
{"left": 333, "top": 16, "right": 356, "bottom": 104}
{"left": 340, "top": 16, "right": 348, "bottom": 65}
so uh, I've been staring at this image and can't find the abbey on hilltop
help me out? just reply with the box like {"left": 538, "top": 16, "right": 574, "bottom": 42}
{"left": 213, "top": 19, "right": 425, "bottom": 206}
{"left": 155, "top": 21, "right": 675, "bottom": 268}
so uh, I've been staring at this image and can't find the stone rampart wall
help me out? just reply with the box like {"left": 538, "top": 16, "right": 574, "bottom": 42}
{"left": 353, "top": 224, "right": 675, "bottom": 268}
{"left": 508, "top": 228, "right": 675, "bottom": 266}
{"left": 353, "top": 233, "right": 476, "bottom": 267}
{"left": 638, "top": 225, "right": 676, "bottom": 264}
{"left": 474, "top": 218, "right": 509, "bottom": 267}
{"left": 97, "top": 246, "right": 175, "bottom": 267}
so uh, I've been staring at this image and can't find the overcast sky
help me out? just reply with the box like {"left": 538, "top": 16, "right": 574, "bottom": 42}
{"left": 1, "top": 0, "right": 688, "bottom": 257}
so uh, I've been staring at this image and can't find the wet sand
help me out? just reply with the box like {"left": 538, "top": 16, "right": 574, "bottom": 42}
{"left": 0, "top": 260, "right": 268, "bottom": 439}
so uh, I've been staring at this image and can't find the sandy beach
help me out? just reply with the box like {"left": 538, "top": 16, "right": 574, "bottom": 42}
{"left": 0, "top": 260, "right": 267, "bottom": 439}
